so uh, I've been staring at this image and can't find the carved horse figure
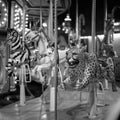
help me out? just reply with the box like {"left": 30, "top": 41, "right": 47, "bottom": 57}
{"left": 96, "top": 18, "right": 117, "bottom": 91}
{"left": 96, "top": 18, "right": 114, "bottom": 58}
{"left": 25, "top": 28, "right": 68, "bottom": 84}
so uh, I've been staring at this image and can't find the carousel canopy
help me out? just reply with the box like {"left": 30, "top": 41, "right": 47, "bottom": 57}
{"left": 16, "top": 0, "right": 71, "bottom": 21}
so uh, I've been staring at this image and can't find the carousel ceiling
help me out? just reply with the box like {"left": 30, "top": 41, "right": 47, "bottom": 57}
{"left": 16, "top": 0, "right": 71, "bottom": 21}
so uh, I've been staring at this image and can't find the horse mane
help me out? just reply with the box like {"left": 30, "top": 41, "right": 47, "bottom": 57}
{"left": 38, "top": 28, "right": 54, "bottom": 47}
{"left": 39, "top": 28, "right": 51, "bottom": 42}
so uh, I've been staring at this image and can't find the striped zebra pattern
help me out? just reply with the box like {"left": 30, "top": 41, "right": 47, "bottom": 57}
{"left": 6, "top": 28, "right": 30, "bottom": 75}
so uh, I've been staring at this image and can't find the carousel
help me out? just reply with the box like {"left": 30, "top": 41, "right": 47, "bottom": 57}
{"left": 0, "top": 0, "right": 120, "bottom": 120}
{"left": 0, "top": 0, "right": 71, "bottom": 94}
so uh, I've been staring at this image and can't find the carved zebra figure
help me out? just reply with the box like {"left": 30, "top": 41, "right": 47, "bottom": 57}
{"left": 6, "top": 28, "right": 31, "bottom": 91}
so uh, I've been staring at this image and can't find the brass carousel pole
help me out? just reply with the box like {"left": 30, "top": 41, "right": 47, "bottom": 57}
{"left": 89, "top": 0, "right": 97, "bottom": 118}
{"left": 91, "top": 0, "right": 96, "bottom": 53}
{"left": 49, "top": 0, "right": 56, "bottom": 113}
{"left": 104, "top": 0, "right": 107, "bottom": 34}
{"left": 76, "top": 0, "right": 78, "bottom": 41}
{"left": 20, "top": 0, "right": 26, "bottom": 106}
{"left": 40, "top": 0, "right": 42, "bottom": 28}
{"left": 48, "top": 0, "right": 53, "bottom": 40}
{"left": 104, "top": 0, "right": 109, "bottom": 90}
{"left": 54, "top": 0, "right": 58, "bottom": 119}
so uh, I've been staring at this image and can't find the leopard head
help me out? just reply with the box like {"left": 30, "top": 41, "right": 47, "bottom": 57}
{"left": 66, "top": 47, "right": 83, "bottom": 68}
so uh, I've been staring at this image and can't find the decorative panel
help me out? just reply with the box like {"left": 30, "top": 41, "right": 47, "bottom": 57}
{"left": 11, "top": 1, "right": 28, "bottom": 32}
{"left": 0, "top": 0, "right": 8, "bottom": 29}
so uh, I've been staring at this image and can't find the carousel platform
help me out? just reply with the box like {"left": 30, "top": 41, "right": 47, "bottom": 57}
{"left": 0, "top": 84, "right": 120, "bottom": 120}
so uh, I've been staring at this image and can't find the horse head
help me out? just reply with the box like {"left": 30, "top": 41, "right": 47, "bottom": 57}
{"left": 25, "top": 28, "right": 54, "bottom": 56}
{"left": 25, "top": 29, "right": 41, "bottom": 50}
{"left": 36, "top": 31, "right": 50, "bottom": 55}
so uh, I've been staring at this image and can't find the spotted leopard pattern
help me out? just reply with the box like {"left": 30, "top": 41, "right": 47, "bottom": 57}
{"left": 64, "top": 47, "right": 98, "bottom": 89}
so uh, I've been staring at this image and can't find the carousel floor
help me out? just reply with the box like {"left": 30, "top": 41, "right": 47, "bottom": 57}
{"left": 0, "top": 84, "right": 120, "bottom": 120}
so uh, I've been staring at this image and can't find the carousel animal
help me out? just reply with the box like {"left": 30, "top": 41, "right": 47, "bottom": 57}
{"left": 62, "top": 46, "right": 102, "bottom": 90}
{"left": 5, "top": 28, "right": 31, "bottom": 90}
{"left": 25, "top": 28, "right": 68, "bottom": 84}
{"left": 6, "top": 28, "right": 31, "bottom": 73}
{"left": 96, "top": 18, "right": 117, "bottom": 92}
{"left": 54, "top": 46, "right": 106, "bottom": 119}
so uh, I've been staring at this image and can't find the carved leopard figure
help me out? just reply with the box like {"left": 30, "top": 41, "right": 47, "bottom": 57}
{"left": 63, "top": 47, "right": 100, "bottom": 90}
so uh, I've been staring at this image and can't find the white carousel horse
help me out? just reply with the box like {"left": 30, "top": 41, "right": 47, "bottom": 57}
{"left": 25, "top": 28, "right": 54, "bottom": 57}
{"left": 31, "top": 48, "right": 68, "bottom": 85}
{"left": 25, "top": 28, "right": 68, "bottom": 84}
{"left": 32, "top": 43, "right": 68, "bottom": 84}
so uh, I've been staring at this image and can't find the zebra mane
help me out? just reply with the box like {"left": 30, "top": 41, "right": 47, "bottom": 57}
{"left": 7, "top": 28, "right": 20, "bottom": 35}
